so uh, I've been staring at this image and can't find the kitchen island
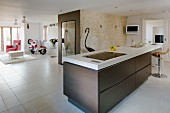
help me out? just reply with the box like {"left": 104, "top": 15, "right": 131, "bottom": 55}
{"left": 63, "top": 44, "right": 162, "bottom": 113}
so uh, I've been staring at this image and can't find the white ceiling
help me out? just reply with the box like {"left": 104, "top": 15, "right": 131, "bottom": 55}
{"left": 92, "top": 0, "right": 170, "bottom": 16}
{"left": 0, "top": 0, "right": 170, "bottom": 23}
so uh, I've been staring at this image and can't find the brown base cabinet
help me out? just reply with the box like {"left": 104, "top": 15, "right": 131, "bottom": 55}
{"left": 63, "top": 52, "right": 151, "bottom": 113}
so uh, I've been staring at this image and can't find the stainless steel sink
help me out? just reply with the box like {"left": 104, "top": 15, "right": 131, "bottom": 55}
{"left": 84, "top": 52, "right": 126, "bottom": 61}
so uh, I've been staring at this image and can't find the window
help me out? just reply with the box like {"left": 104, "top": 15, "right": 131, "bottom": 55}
{"left": 0, "top": 27, "right": 20, "bottom": 52}
{"left": 12, "top": 28, "right": 18, "bottom": 40}
{"left": 43, "top": 26, "right": 48, "bottom": 40}
{"left": 3, "top": 28, "right": 10, "bottom": 52}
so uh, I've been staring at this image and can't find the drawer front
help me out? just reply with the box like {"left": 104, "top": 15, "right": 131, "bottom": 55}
{"left": 99, "top": 74, "right": 135, "bottom": 113}
{"left": 136, "top": 65, "right": 151, "bottom": 88}
{"left": 99, "top": 58, "right": 135, "bottom": 92}
{"left": 135, "top": 52, "right": 151, "bottom": 72}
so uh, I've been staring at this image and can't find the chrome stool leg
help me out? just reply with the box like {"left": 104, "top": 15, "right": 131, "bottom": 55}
{"left": 152, "top": 56, "right": 167, "bottom": 78}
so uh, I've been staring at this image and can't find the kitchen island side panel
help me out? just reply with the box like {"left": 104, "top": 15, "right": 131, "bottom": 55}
{"left": 63, "top": 62, "right": 99, "bottom": 113}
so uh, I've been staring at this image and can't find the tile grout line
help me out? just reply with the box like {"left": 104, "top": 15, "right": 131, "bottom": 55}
{"left": 37, "top": 105, "right": 52, "bottom": 113}
{"left": 8, "top": 83, "right": 57, "bottom": 112}
{"left": 10, "top": 87, "right": 29, "bottom": 113}
{"left": 0, "top": 100, "right": 8, "bottom": 113}
{"left": 0, "top": 66, "right": 29, "bottom": 113}
{"left": 0, "top": 56, "right": 62, "bottom": 113}
{"left": 0, "top": 74, "right": 12, "bottom": 112}
{"left": 17, "top": 87, "right": 57, "bottom": 105}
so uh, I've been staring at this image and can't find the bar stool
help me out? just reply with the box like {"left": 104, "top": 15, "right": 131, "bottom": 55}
{"left": 152, "top": 48, "right": 169, "bottom": 78}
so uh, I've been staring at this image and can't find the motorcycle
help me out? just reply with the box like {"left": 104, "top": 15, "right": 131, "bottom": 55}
{"left": 28, "top": 39, "right": 47, "bottom": 55}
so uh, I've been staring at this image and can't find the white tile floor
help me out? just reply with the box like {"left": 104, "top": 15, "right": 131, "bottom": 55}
{"left": 0, "top": 55, "right": 170, "bottom": 113}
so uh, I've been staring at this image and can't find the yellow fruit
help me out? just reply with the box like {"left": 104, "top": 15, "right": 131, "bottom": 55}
{"left": 110, "top": 46, "right": 117, "bottom": 51}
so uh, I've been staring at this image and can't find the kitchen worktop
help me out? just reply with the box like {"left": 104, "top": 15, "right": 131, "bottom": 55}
{"left": 63, "top": 44, "right": 162, "bottom": 70}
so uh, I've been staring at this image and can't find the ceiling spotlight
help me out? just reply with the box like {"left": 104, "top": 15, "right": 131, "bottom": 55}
{"left": 14, "top": 19, "right": 18, "bottom": 25}
{"left": 163, "top": 10, "right": 168, "bottom": 13}
{"left": 22, "top": 16, "right": 27, "bottom": 23}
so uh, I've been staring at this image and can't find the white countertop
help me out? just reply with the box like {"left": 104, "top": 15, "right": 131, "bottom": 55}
{"left": 63, "top": 44, "right": 162, "bottom": 70}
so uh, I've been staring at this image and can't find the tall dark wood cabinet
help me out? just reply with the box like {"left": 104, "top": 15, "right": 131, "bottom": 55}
{"left": 63, "top": 52, "right": 151, "bottom": 113}
{"left": 58, "top": 10, "right": 81, "bottom": 64}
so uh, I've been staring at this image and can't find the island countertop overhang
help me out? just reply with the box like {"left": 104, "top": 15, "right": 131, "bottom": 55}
{"left": 63, "top": 44, "right": 162, "bottom": 70}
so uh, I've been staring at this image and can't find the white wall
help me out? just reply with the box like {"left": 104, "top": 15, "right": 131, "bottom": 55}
{"left": 145, "top": 22, "right": 152, "bottom": 42}
{"left": 39, "top": 17, "right": 58, "bottom": 55}
{"left": 127, "top": 13, "right": 170, "bottom": 58}
{"left": 19, "top": 25, "right": 25, "bottom": 51}
{"left": 40, "top": 16, "right": 58, "bottom": 40}
{"left": 40, "top": 23, "right": 58, "bottom": 40}
{"left": 127, "top": 14, "right": 166, "bottom": 44}
{"left": 0, "top": 22, "right": 21, "bottom": 27}
{"left": 126, "top": 16, "right": 142, "bottom": 45}
{"left": 48, "top": 26, "right": 58, "bottom": 40}
{"left": 153, "top": 27, "right": 164, "bottom": 42}
{"left": 24, "top": 23, "right": 41, "bottom": 52}
{"left": 145, "top": 20, "right": 164, "bottom": 43}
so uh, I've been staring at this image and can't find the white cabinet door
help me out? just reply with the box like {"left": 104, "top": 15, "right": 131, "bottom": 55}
{"left": 163, "top": 19, "right": 170, "bottom": 59}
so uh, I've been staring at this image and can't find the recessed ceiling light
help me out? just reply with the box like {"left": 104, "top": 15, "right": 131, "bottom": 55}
{"left": 163, "top": 10, "right": 168, "bottom": 13}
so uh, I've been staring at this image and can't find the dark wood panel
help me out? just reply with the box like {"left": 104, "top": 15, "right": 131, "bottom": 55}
{"left": 100, "top": 74, "right": 136, "bottom": 113}
{"left": 136, "top": 65, "right": 151, "bottom": 88}
{"left": 135, "top": 52, "right": 151, "bottom": 72}
{"left": 99, "top": 58, "right": 135, "bottom": 92}
{"left": 63, "top": 62, "right": 99, "bottom": 113}
{"left": 63, "top": 52, "right": 152, "bottom": 113}
{"left": 58, "top": 10, "right": 80, "bottom": 64}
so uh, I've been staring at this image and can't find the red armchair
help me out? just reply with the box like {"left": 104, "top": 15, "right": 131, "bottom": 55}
{"left": 6, "top": 40, "right": 21, "bottom": 52}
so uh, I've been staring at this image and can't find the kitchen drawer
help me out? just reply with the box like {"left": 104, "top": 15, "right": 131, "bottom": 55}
{"left": 99, "top": 74, "right": 135, "bottom": 113}
{"left": 136, "top": 65, "right": 151, "bottom": 88}
{"left": 99, "top": 58, "right": 135, "bottom": 92}
{"left": 135, "top": 52, "right": 151, "bottom": 72}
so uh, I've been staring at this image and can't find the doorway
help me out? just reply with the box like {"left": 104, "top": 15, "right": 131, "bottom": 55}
{"left": 58, "top": 10, "right": 80, "bottom": 64}
{"left": 143, "top": 19, "right": 169, "bottom": 60}
{"left": 144, "top": 19, "right": 164, "bottom": 44}
{"left": 62, "top": 21, "right": 76, "bottom": 56}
